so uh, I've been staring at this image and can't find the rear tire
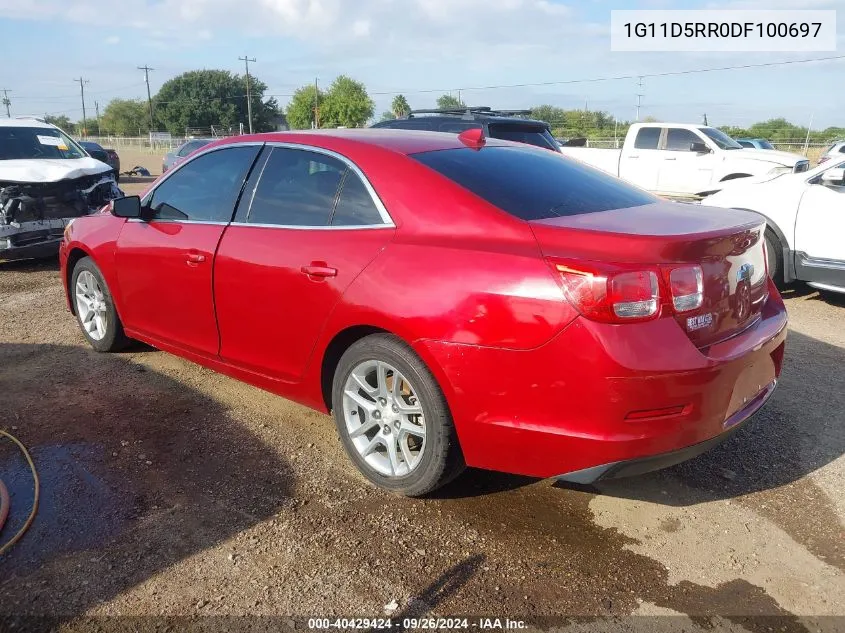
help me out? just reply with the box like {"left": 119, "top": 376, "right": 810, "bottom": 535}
{"left": 71, "top": 256, "right": 130, "bottom": 353}
{"left": 331, "top": 334, "right": 465, "bottom": 496}
{"left": 765, "top": 229, "right": 784, "bottom": 287}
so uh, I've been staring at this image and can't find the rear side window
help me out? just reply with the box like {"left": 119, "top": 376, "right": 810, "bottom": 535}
{"left": 331, "top": 172, "right": 384, "bottom": 226}
{"left": 412, "top": 146, "right": 656, "bottom": 221}
{"left": 487, "top": 124, "right": 558, "bottom": 151}
{"left": 247, "top": 147, "right": 345, "bottom": 226}
{"left": 634, "top": 127, "right": 661, "bottom": 150}
{"left": 737, "top": 140, "right": 753, "bottom": 148}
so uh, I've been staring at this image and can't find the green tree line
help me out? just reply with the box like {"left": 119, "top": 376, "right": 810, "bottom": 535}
{"left": 46, "top": 72, "right": 843, "bottom": 143}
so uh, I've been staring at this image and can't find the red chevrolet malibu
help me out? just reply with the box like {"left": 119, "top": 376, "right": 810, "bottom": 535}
{"left": 60, "top": 129, "right": 787, "bottom": 496}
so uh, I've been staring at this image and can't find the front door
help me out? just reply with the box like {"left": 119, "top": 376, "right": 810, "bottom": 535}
{"left": 115, "top": 144, "right": 262, "bottom": 356}
{"left": 657, "top": 127, "right": 716, "bottom": 195}
{"left": 794, "top": 162, "right": 845, "bottom": 287}
{"left": 214, "top": 146, "right": 395, "bottom": 381}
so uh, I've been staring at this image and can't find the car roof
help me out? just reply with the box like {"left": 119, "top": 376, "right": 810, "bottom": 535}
{"left": 0, "top": 117, "right": 56, "bottom": 129}
{"left": 208, "top": 128, "right": 515, "bottom": 156}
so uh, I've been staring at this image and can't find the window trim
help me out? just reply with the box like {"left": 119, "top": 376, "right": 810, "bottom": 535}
{"left": 138, "top": 140, "right": 395, "bottom": 230}
{"left": 234, "top": 141, "right": 395, "bottom": 231}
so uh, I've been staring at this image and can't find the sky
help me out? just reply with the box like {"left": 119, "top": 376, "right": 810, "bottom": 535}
{"left": 0, "top": 0, "right": 842, "bottom": 130}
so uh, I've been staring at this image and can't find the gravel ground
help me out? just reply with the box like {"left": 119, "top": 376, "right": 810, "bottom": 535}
{"left": 0, "top": 178, "right": 843, "bottom": 631}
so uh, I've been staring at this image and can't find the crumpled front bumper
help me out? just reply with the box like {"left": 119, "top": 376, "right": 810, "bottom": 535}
{"left": 0, "top": 218, "right": 71, "bottom": 261}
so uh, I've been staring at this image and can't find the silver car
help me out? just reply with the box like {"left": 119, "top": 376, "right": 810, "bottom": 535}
{"left": 162, "top": 138, "right": 214, "bottom": 173}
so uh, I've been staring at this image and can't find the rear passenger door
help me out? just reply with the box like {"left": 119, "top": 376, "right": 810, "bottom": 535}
{"left": 619, "top": 127, "right": 662, "bottom": 190}
{"left": 213, "top": 145, "right": 395, "bottom": 381}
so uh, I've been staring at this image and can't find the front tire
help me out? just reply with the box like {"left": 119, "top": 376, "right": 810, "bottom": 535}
{"left": 71, "top": 256, "right": 129, "bottom": 353}
{"left": 765, "top": 229, "right": 784, "bottom": 287}
{"left": 331, "top": 334, "right": 465, "bottom": 496}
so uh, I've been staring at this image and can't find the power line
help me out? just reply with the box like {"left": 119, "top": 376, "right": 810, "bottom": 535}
{"left": 239, "top": 55, "right": 257, "bottom": 134}
{"left": 138, "top": 65, "right": 155, "bottom": 131}
{"left": 366, "top": 54, "right": 845, "bottom": 97}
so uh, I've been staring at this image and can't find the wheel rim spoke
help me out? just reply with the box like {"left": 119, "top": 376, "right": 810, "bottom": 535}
{"left": 385, "top": 435, "right": 400, "bottom": 475}
{"left": 349, "top": 418, "right": 379, "bottom": 439}
{"left": 344, "top": 389, "right": 377, "bottom": 414}
{"left": 342, "top": 358, "right": 428, "bottom": 479}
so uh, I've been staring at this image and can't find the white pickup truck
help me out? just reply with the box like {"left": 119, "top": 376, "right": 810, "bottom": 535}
{"left": 559, "top": 123, "right": 810, "bottom": 198}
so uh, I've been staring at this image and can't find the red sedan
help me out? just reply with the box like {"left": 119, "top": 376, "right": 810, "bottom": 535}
{"left": 60, "top": 129, "right": 787, "bottom": 496}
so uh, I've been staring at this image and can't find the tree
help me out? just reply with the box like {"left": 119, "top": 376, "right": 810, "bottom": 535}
{"left": 391, "top": 94, "right": 411, "bottom": 118}
{"left": 436, "top": 94, "right": 463, "bottom": 110}
{"left": 320, "top": 75, "right": 375, "bottom": 128}
{"left": 153, "top": 70, "right": 278, "bottom": 135}
{"left": 100, "top": 99, "right": 149, "bottom": 136}
{"left": 380, "top": 111, "right": 396, "bottom": 122}
{"left": 44, "top": 115, "right": 74, "bottom": 133}
{"left": 76, "top": 117, "right": 100, "bottom": 137}
{"left": 530, "top": 105, "right": 566, "bottom": 127}
{"left": 286, "top": 84, "right": 323, "bottom": 130}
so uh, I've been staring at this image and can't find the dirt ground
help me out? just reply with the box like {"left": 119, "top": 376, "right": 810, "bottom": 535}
{"left": 0, "top": 184, "right": 843, "bottom": 631}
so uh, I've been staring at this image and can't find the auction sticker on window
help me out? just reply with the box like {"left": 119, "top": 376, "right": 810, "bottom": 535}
{"left": 37, "top": 135, "right": 65, "bottom": 147}
{"left": 611, "top": 10, "right": 836, "bottom": 52}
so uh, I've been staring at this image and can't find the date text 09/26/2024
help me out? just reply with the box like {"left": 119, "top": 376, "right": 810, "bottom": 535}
{"left": 307, "top": 618, "right": 528, "bottom": 630}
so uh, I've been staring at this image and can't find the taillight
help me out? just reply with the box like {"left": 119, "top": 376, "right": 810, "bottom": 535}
{"left": 668, "top": 266, "right": 703, "bottom": 312}
{"left": 553, "top": 262, "right": 659, "bottom": 323}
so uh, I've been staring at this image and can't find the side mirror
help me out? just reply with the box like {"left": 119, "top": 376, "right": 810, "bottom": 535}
{"left": 821, "top": 168, "right": 845, "bottom": 186}
{"left": 111, "top": 195, "right": 142, "bottom": 219}
{"left": 690, "top": 142, "right": 710, "bottom": 154}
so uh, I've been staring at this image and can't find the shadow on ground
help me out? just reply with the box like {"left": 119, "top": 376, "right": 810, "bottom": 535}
{"left": 0, "top": 343, "right": 294, "bottom": 619}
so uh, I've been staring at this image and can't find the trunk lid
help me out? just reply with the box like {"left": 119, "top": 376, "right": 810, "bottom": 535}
{"left": 530, "top": 201, "right": 769, "bottom": 347}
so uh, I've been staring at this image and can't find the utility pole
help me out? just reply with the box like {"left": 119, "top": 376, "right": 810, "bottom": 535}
{"left": 314, "top": 77, "right": 320, "bottom": 129}
{"left": 95, "top": 101, "right": 101, "bottom": 136}
{"left": 703, "top": 113, "right": 709, "bottom": 126}
{"left": 635, "top": 76, "right": 644, "bottom": 122}
{"left": 138, "top": 65, "right": 155, "bottom": 131}
{"left": 1, "top": 89, "right": 10, "bottom": 118}
{"left": 75, "top": 77, "right": 89, "bottom": 137}
{"left": 238, "top": 55, "right": 257, "bottom": 134}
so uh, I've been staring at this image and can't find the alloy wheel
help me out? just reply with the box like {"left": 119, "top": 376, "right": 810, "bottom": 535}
{"left": 342, "top": 360, "right": 427, "bottom": 477}
{"left": 75, "top": 270, "right": 109, "bottom": 341}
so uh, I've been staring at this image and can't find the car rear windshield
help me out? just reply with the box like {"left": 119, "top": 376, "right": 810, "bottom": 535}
{"left": 411, "top": 145, "right": 656, "bottom": 221}
{"left": 0, "top": 126, "right": 86, "bottom": 160}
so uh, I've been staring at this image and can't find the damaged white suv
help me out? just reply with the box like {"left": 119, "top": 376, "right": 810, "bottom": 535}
{"left": 0, "top": 117, "right": 122, "bottom": 261}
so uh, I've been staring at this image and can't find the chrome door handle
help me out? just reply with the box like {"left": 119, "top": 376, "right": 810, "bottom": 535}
{"left": 186, "top": 251, "right": 207, "bottom": 265}
{"left": 301, "top": 264, "right": 338, "bottom": 278}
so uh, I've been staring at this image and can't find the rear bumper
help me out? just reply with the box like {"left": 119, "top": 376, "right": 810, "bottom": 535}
{"left": 414, "top": 285, "right": 788, "bottom": 480}
{"left": 556, "top": 379, "right": 776, "bottom": 484}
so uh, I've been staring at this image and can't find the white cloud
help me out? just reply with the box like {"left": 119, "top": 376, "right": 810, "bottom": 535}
{"left": 0, "top": 0, "right": 597, "bottom": 62}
